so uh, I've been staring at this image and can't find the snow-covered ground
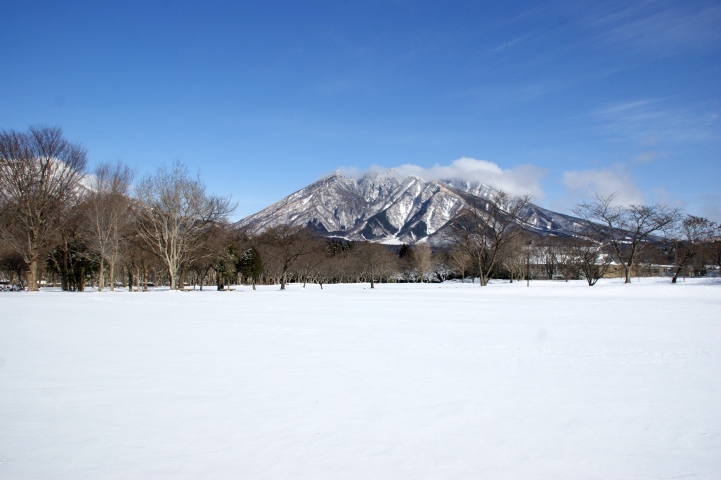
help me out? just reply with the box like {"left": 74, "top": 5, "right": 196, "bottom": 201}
{"left": 1, "top": 278, "right": 720, "bottom": 479}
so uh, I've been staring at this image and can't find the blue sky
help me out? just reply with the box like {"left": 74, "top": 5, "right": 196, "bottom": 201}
{"left": 2, "top": 0, "right": 719, "bottom": 220}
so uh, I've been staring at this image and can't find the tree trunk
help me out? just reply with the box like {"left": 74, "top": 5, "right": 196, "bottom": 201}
{"left": 26, "top": 258, "right": 39, "bottom": 291}
{"left": 98, "top": 260, "right": 104, "bottom": 292}
{"left": 624, "top": 264, "right": 632, "bottom": 283}
{"left": 78, "top": 266, "right": 86, "bottom": 291}
{"left": 169, "top": 264, "right": 177, "bottom": 290}
{"left": 109, "top": 261, "right": 115, "bottom": 291}
{"left": 280, "top": 274, "right": 286, "bottom": 290}
{"left": 179, "top": 264, "right": 186, "bottom": 290}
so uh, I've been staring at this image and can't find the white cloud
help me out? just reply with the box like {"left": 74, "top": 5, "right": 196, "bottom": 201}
{"left": 341, "top": 157, "right": 547, "bottom": 198}
{"left": 651, "top": 187, "right": 686, "bottom": 210}
{"left": 562, "top": 166, "right": 644, "bottom": 206}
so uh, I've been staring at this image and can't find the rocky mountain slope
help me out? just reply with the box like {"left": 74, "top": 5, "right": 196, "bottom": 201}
{"left": 234, "top": 171, "right": 585, "bottom": 244}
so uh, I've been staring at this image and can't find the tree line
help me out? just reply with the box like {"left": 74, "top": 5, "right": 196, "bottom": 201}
{"left": 1, "top": 126, "right": 720, "bottom": 291}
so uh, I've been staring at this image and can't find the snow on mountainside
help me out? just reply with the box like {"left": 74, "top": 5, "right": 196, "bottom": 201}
{"left": 234, "top": 171, "right": 585, "bottom": 244}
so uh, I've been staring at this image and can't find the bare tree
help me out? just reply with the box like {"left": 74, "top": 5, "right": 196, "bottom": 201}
{"left": 503, "top": 234, "right": 534, "bottom": 283}
{"left": 669, "top": 215, "right": 715, "bottom": 283}
{"left": 0, "top": 126, "right": 87, "bottom": 290}
{"left": 573, "top": 193, "right": 681, "bottom": 283}
{"left": 413, "top": 243, "right": 434, "bottom": 283}
{"left": 352, "top": 241, "right": 397, "bottom": 288}
{"left": 700, "top": 222, "right": 721, "bottom": 272}
{"left": 316, "top": 239, "right": 353, "bottom": 288}
{"left": 187, "top": 223, "right": 234, "bottom": 290}
{"left": 134, "top": 161, "right": 235, "bottom": 290}
{"left": 565, "top": 238, "right": 612, "bottom": 286}
{"left": 122, "top": 225, "right": 159, "bottom": 292}
{"left": 293, "top": 236, "right": 329, "bottom": 288}
{"left": 536, "top": 237, "right": 563, "bottom": 280}
{"left": 446, "top": 245, "right": 473, "bottom": 283}
{"left": 448, "top": 191, "right": 531, "bottom": 286}
{"left": 431, "top": 250, "right": 453, "bottom": 282}
{"left": 257, "top": 225, "right": 316, "bottom": 290}
{"left": 44, "top": 201, "right": 98, "bottom": 291}
{"left": 83, "top": 161, "right": 135, "bottom": 291}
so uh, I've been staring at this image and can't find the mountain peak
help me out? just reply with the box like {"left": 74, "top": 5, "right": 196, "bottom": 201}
{"left": 320, "top": 170, "right": 345, "bottom": 180}
{"left": 235, "top": 173, "right": 582, "bottom": 244}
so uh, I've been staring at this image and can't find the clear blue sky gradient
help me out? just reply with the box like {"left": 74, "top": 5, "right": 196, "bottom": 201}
{"left": 2, "top": 0, "right": 719, "bottom": 220}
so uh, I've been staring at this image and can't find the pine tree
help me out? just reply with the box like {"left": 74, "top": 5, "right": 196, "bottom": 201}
{"left": 238, "top": 247, "right": 264, "bottom": 290}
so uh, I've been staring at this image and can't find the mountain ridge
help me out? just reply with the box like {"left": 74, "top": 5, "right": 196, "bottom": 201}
{"left": 234, "top": 171, "right": 584, "bottom": 244}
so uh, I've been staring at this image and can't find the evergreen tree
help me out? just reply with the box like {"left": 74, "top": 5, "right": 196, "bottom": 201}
{"left": 238, "top": 247, "right": 264, "bottom": 290}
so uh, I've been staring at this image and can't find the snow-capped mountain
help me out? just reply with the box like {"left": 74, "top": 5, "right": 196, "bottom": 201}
{"left": 234, "top": 171, "right": 584, "bottom": 244}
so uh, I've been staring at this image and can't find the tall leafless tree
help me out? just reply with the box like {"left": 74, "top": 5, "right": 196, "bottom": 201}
{"left": 0, "top": 126, "right": 87, "bottom": 290}
{"left": 573, "top": 193, "right": 680, "bottom": 283}
{"left": 134, "top": 161, "right": 235, "bottom": 290}
{"left": 448, "top": 191, "right": 531, "bottom": 286}
{"left": 83, "top": 161, "right": 135, "bottom": 291}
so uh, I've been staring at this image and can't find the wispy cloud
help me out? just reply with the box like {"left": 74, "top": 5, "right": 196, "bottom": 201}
{"left": 493, "top": 32, "right": 533, "bottom": 53}
{"left": 591, "top": 2, "right": 721, "bottom": 54}
{"left": 562, "top": 165, "right": 644, "bottom": 206}
{"left": 340, "top": 157, "right": 547, "bottom": 198}
{"left": 589, "top": 98, "right": 719, "bottom": 143}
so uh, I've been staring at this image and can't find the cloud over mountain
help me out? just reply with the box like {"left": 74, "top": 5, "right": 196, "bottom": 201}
{"left": 340, "top": 157, "right": 547, "bottom": 199}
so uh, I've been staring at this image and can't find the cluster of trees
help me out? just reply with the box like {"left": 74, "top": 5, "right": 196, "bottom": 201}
{"left": 2, "top": 126, "right": 720, "bottom": 291}
{"left": 0, "top": 126, "right": 234, "bottom": 291}
{"left": 444, "top": 191, "right": 721, "bottom": 286}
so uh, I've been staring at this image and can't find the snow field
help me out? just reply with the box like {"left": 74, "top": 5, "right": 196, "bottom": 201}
{"left": 1, "top": 278, "right": 720, "bottom": 479}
